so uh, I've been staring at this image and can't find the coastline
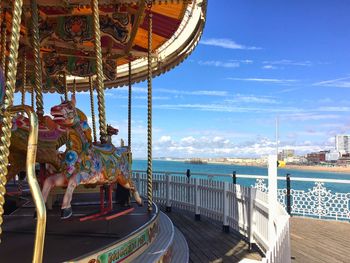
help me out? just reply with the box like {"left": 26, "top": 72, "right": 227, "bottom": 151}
{"left": 284, "top": 164, "right": 350, "bottom": 174}
{"left": 148, "top": 158, "right": 350, "bottom": 174}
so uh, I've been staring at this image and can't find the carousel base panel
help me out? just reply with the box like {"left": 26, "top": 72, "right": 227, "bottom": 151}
{"left": 0, "top": 201, "right": 162, "bottom": 263}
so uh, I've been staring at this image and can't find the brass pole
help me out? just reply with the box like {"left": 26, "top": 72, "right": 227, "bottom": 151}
{"left": 0, "top": 0, "right": 23, "bottom": 240}
{"left": 63, "top": 72, "right": 68, "bottom": 101}
{"left": 72, "top": 78, "right": 76, "bottom": 97}
{"left": 128, "top": 60, "right": 131, "bottom": 149}
{"left": 21, "top": 49, "right": 26, "bottom": 105}
{"left": 31, "top": 84, "right": 34, "bottom": 108}
{"left": 0, "top": 15, "right": 6, "bottom": 72}
{"left": 91, "top": 0, "right": 107, "bottom": 143}
{"left": 31, "top": 0, "right": 43, "bottom": 117}
{"left": 146, "top": 2, "right": 153, "bottom": 212}
{"left": 10, "top": 105, "right": 44, "bottom": 263}
{"left": 89, "top": 76, "right": 97, "bottom": 142}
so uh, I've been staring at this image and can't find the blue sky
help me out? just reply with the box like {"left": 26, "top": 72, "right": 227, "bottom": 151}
{"left": 15, "top": 0, "right": 350, "bottom": 158}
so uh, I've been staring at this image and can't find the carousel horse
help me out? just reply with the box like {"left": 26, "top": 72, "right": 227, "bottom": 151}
{"left": 41, "top": 95, "right": 142, "bottom": 219}
{"left": 0, "top": 70, "right": 67, "bottom": 180}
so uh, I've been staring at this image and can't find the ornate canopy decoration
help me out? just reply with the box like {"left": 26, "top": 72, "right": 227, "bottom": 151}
{"left": 0, "top": 0, "right": 206, "bottom": 93}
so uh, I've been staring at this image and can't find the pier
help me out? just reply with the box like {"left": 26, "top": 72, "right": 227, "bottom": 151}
{"left": 291, "top": 217, "right": 350, "bottom": 263}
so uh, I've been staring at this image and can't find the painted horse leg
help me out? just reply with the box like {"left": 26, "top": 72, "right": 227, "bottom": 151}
{"left": 41, "top": 173, "right": 66, "bottom": 203}
{"left": 60, "top": 174, "right": 78, "bottom": 219}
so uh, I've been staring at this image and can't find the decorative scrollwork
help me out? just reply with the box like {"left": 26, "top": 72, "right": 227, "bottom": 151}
{"left": 252, "top": 179, "right": 268, "bottom": 193}
{"left": 252, "top": 179, "right": 350, "bottom": 220}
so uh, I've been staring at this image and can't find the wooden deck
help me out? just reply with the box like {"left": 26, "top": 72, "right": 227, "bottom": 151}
{"left": 162, "top": 208, "right": 262, "bottom": 263}
{"left": 291, "top": 217, "right": 350, "bottom": 263}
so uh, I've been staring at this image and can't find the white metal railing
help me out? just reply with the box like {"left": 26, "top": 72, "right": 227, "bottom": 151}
{"left": 133, "top": 169, "right": 350, "bottom": 221}
{"left": 132, "top": 171, "right": 291, "bottom": 263}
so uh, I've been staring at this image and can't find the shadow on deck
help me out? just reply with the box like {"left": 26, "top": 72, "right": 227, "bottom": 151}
{"left": 161, "top": 207, "right": 262, "bottom": 263}
{"left": 291, "top": 217, "right": 350, "bottom": 263}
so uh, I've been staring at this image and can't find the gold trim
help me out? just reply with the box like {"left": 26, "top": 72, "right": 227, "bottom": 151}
{"left": 9, "top": 105, "right": 45, "bottom": 263}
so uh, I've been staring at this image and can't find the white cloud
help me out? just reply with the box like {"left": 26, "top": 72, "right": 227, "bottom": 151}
{"left": 313, "top": 76, "right": 350, "bottom": 88}
{"left": 154, "top": 103, "right": 300, "bottom": 113}
{"left": 159, "top": 135, "right": 172, "bottom": 143}
{"left": 316, "top": 106, "right": 350, "bottom": 112}
{"left": 262, "top": 65, "right": 277, "bottom": 70}
{"left": 148, "top": 135, "right": 331, "bottom": 158}
{"left": 226, "top": 94, "right": 278, "bottom": 104}
{"left": 281, "top": 113, "right": 340, "bottom": 121}
{"left": 200, "top": 38, "right": 262, "bottom": 50}
{"left": 198, "top": 60, "right": 240, "bottom": 68}
{"left": 263, "top": 59, "right": 312, "bottom": 67}
{"left": 155, "top": 88, "right": 228, "bottom": 97}
{"left": 227, "top": 77, "right": 297, "bottom": 83}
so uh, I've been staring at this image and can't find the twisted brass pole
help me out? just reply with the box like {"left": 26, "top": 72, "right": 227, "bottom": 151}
{"left": 21, "top": 49, "right": 26, "bottom": 105}
{"left": 89, "top": 76, "right": 97, "bottom": 142}
{"left": 72, "top": 78, "right": 76, "bottom": 97}
{"left": 63, "top": 72, "right": 68, "bottom": 101}
{"left": 128, "top": 60, "right": 131, "bottom": 149}
{"left": 31, "top": 84, "right": 34, "bottom": 108}
{"left": 0, "top": 0, "right": 23, "bottom": 239}
{"left": 91, "top": 0, "right": 107, "bottom": 143}
{"left": 1, "top": 16, "right": 6, "bottom": 72}
{"left": 31, "top": 0, "right": 43, "bottom": 117}
{"left": 146, "top": 4, "right": 153, "bottom": 212}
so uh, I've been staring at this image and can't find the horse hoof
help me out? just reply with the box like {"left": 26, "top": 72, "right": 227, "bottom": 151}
{"left": 61, "top": 207, "right": 72, "bottom": 219}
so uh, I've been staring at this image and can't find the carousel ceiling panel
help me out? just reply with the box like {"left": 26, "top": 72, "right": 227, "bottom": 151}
{"left": 4, "top": 0, "right": 205, "bottom": 93}
{"left": 140, "top": 10, "right": 181, "bottom": 39}
{"left": 133, "top": 27, "right": 167, "bottom": 51}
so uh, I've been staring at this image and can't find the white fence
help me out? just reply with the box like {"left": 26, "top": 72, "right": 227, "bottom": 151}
{"left": 132, "top": 171, "right": 291, "bottom": 263}
{"left": 134, "top": 170, "right": 350, "bottom": 221}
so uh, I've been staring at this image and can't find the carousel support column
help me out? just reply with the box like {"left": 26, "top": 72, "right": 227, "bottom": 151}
{"left": 21, "top": 49, "right": 26, "bottom": 105}
{"left": 72, "top": 78, "right": 76, "bottom": 97}
{"left": 0, "top": 0, "right": 23, "bottom": 240}
{"left": 128, "top": 60, "right": 132, "bottom": 149}
{"left": 31, "top": 84, "right": 34, "bottom": 108}
{"left": 146, "top": 2, "right": 153, "bottom": 212}
{"left": 91, "top": 0, "right": 107, "bottom": 143}
{"left": 89, "top": 76, "right": 97, "bottom": 142}
{"left": 63, "top": 72, "right": 68, "bottom": 101}
{"left": 31, "top": 0, "right": 43, "bottom": 117}
{"left": 1, "top": 16, "right": 6, "bottom": 72}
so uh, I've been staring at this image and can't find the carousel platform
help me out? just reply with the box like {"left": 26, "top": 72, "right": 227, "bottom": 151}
{"left": 0, "top": 190, "right": 188, "bottom": 263}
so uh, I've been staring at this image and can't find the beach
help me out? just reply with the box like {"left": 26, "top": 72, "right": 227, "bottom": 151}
{"left": 284, "top": 164, "right": 350, "bottom": 174}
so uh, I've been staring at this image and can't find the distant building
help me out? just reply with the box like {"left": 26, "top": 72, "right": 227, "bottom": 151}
{"left": 325, "top": 150, "right": 340, "bottom": 162}
{"left": 337, "top": 154, "right": 350, "bottom": 166}
{"left": 278, "top": 149, "right": 295, "bottom": 161}
{"left": 306, "top": 151, "right": 327, "bottom": 164}
{"left": 336, "top": 135, "right": 350, "bottom": 155}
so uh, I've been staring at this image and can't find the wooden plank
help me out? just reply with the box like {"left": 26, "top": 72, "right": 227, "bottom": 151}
{"left": 291, "top": 217, "right": 350, "bottom": 263}
{"left": 162, "top": 207, "right": 262, "bottom": 262}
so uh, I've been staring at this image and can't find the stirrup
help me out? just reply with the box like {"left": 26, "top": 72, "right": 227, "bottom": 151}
{"left": 61, "top": 207, "right": 73, "bottom": 219}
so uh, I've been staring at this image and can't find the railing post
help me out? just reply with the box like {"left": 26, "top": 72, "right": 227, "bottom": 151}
{"left": 232, "top": 171, "right": 237, "bottom": 184}
{"left": 248, "top": 187, "right": 256, "bottom": 248}
{"left": 222, "top": 181, "right": 229, "bottom": 233}
{"left": 286, "top": 173, "right": 291, "bottom": 215}
{"left": 165, "top": 173, "right": 172, "bottom": 212}
{"left": 194, "top": 178, "right": 200, "bottom": 221}
{"left": 268, "top": 155, "right": 278, "bottom": 246}
{"left": 186, "top": 169, "right": 191, "bottom": 203}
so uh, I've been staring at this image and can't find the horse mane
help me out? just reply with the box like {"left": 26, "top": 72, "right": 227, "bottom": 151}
{"left": 75, "top": 107, "right": 92, "bottom": 143}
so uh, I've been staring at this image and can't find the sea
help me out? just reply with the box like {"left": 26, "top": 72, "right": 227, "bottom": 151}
{"left": 132, "top": 159, "right": 350, "bottom": 194}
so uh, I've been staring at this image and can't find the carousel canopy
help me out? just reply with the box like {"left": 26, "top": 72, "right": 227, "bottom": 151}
{"left": 0, "top": 0, "right": 206, "bottom": 93}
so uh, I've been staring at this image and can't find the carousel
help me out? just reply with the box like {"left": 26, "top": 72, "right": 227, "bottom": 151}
{"left": 0, "top": 0, "right": 206, "bottom": 262}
